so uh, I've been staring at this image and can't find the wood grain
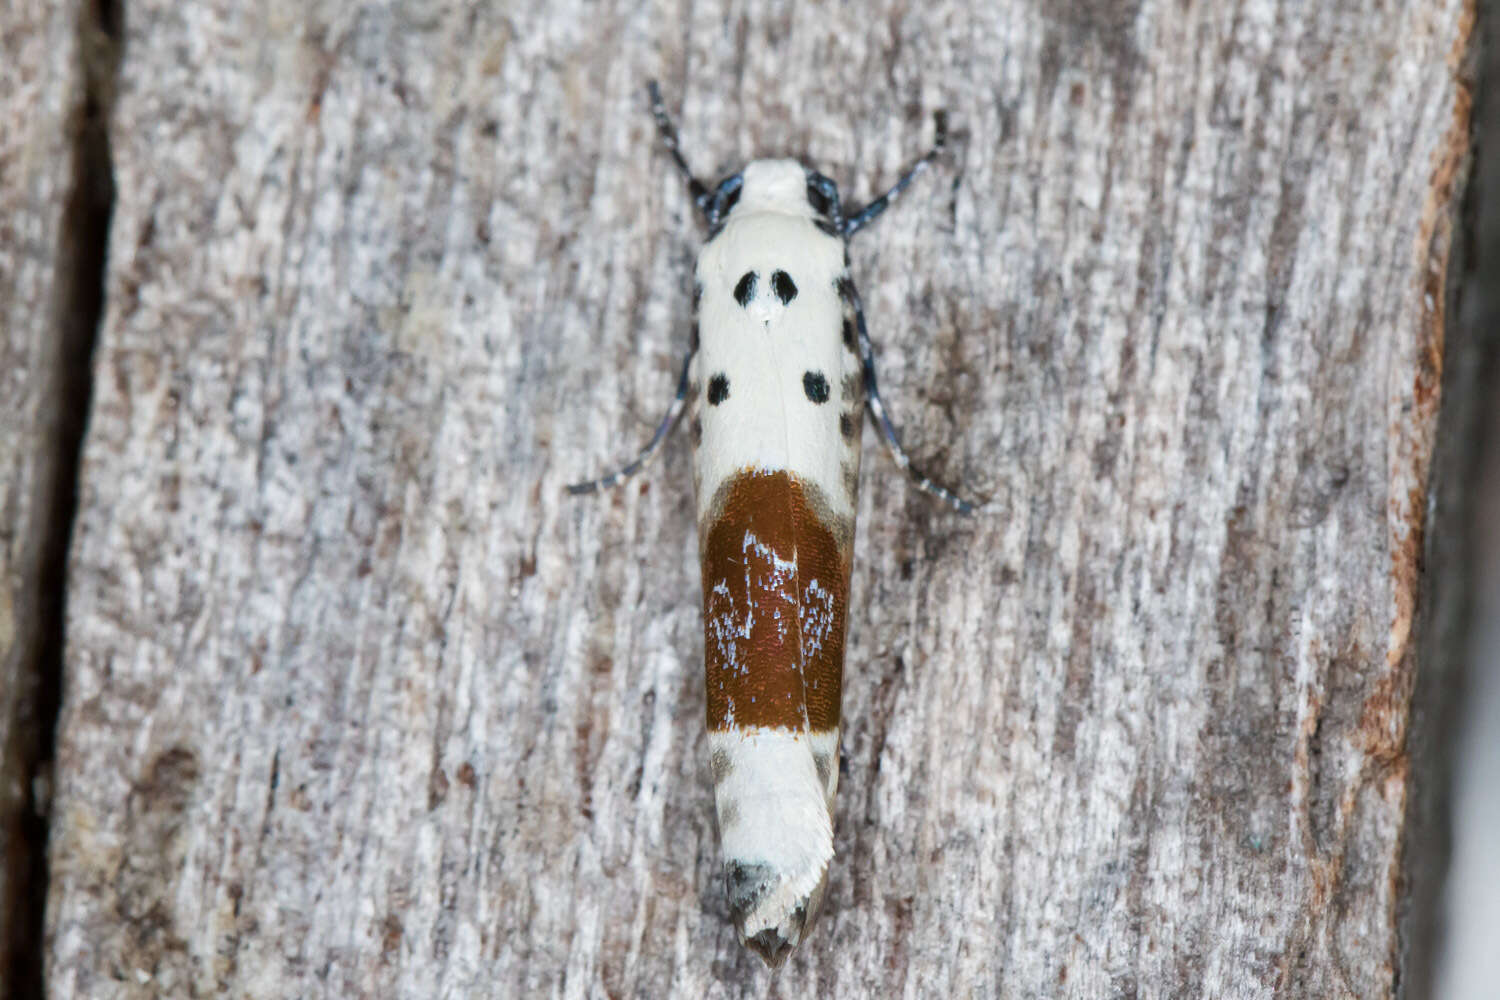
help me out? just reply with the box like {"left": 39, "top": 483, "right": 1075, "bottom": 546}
{"left": 33, "top": 0, "right": 1475, "bottom": 996}
{"left": 1, "top": 1, "right": 102, "bottom": 994}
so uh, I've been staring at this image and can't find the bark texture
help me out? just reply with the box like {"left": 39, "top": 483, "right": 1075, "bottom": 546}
{"left": 30, "top": 0, "right": 1476, "bottom": 997}
{"left": 1, "top": 1, "right": 107, "bottom": 994}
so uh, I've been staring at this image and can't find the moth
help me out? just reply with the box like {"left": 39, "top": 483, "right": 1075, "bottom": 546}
{"left": 570, "top": 82, "right": 974, "bottom": 965}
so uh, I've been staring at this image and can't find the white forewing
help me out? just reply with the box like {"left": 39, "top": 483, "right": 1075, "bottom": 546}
{"left": 692, "top": 173, "right": 853, "bottom": 524}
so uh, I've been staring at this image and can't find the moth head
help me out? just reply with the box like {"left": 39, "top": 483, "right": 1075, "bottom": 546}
{"left": 709, "top": 160, "right": 844, "bottom": 237}
{"left": 739, "top": 159, "right": 815, "bottom": 216}
{"left": 707, "top": 160, "right": 810, "bottom": 219}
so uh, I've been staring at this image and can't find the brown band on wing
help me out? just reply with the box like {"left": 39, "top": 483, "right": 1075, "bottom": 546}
{"left": 701, "top": 470, "right": 851, "bottom": 733}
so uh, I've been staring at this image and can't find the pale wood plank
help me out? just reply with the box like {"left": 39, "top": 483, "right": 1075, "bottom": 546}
{"left": 1, "top": 1, "right": 97, "bottom": 994}
{"left": 44, "top": 1, "right": 1475, "bottom": 996}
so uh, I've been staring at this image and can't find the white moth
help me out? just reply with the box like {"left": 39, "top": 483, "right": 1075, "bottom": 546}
{"left": 570, "top": 82, "right": 975, "bottom": 966}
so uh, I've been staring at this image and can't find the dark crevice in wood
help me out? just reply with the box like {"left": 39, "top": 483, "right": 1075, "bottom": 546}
{"left": 1399, "top": 4, "right": 1491, "bottom": 998}
{"left": 3, "top": 1, "right": 121, "bottom": 996}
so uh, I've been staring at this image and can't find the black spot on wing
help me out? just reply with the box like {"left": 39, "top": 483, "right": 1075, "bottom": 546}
{"left": 708, "top": 374, "right": 730, "bottom": 405}
{"left": 840, "top": 411, "right": 857, "bottom": 440}
{"left": 842, "top": 317, "right": 856, "bottom": 351}
{"left": 710, "top": 746, "right": 734, "bottom": 783}
{"left": 842, "top": 460, "right": 860, "bottom": 499}
{"left": 725, "top": 861, "right": 774, "bottom": 916}
{"left": 803, "top": 371, "right": 829, "bottom": 404}
{"left": 771, "top": 270, "right": 797, "bottom": 305}
{"left": 734, "top": 271, "right": 757, "bottom": 307}
{"left": 835, "top": 274, "right": 855, "bottom": 306}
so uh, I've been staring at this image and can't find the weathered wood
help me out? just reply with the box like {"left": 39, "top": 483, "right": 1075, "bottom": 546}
{"left": 1403, "top": 10, "right": 1500, "bottom": 998}
{"left": 1, "top": 1, "right": 101, "bottom": 995}
{"left": 41, "top": 0, "right": 1473, "bottom": 996}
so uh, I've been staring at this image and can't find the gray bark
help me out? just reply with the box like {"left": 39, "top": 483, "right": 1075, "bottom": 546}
{"left": 18, "top": 0, "right": 1479, "bottom": 997}
{"left": 1, "top": 1, "right": 102, "bottom": 994}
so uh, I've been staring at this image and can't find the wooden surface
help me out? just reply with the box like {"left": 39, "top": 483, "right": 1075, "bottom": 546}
{"left": 1, "top": 1, "right": 95, "bottom": 994}
{"left": 16, "top": 0, "right": 1475, "bottom": 996}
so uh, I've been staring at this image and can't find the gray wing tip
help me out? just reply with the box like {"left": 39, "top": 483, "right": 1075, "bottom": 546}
{"left": 727, "top": 862, "right": 830, "bottom": 967}
{"left": 744, "top": 927, "right": 797, "bottom": 968}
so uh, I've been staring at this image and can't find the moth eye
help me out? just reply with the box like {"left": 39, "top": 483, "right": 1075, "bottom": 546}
{"left": 771, "top": 271, "right": 798, "bottom": 305}
{"left": 805, "top": 175, "right": 833, "bottom": 217}
{"left": 719, "top": 181, "right": 742, "bottom": 216}
{"left": 734, "top": 272, "right": 757, "bottom": 307}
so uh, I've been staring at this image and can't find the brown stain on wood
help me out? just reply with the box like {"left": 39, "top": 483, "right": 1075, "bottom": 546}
{"left": 700, "top": 470, "right": 852, "bottom": 732}
{"left": 1279, "top": 6, "right": 1477, "bottom": 982}
{"left": 379, "top": 912, "right": 403, "bottom": 963}
{"left": 1389, "top": 0, "right": 1474, "bottom": 683}
{"left": 100, "top": 746, "right": 202, "bottom": 987}
{"left": 427, "top": 767, "right": 449, "bottom": 809}
{"left": 1374, "top": 0, "right": 1474, "bottom": 797}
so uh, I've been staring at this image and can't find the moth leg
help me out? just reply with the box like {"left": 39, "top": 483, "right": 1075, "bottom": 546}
{"left": 646, "top": 81, "right": 713, "bottom": 222}
{"left": 566, "top": 348, "right": 696, "bottom": 495}
{"left": 843, "top": 110, "right": 948, "bottom": 238}
{"left": 842, "top": 280, "right": 975, "bottom": 514}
